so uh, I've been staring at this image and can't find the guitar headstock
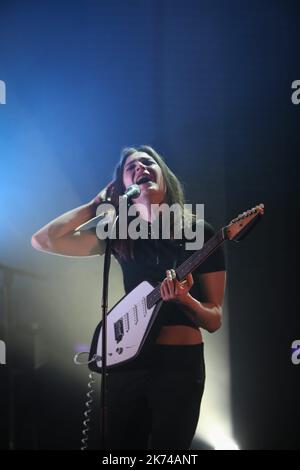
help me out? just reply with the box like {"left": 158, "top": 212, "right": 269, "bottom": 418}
{"left": 225, "top": 204, "right": 264, "bottom": 242}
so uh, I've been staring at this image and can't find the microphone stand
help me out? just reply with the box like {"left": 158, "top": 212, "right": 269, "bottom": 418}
{"left": 78, "top": 185, "right": 140, "bottom": 450}
{"left": 97, "top": 187, "right": 140, "bottom": 449}
{"left": 99, "top": 210, "right": 119, "bottom": 450}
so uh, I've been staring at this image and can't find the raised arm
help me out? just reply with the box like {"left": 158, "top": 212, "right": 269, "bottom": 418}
{"left": 31, "top": 184, "right": 113, "bottom": 257}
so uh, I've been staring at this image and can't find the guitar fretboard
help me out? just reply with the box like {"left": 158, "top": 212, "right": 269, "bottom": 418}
{"left": 146, "top": 229, "right": 226, "bottom": 309}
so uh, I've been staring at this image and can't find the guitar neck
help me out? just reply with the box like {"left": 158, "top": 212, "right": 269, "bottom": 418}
{"left": 147, "top": 228, "right": 226, "bottom": 309}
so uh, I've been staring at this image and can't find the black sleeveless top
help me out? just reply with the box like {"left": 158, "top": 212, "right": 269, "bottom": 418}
{"left": 92, "top": 219, "right": 225, "bottom": 370}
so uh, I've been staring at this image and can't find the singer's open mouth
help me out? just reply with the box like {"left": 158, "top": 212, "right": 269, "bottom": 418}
{"left": 136, "top": 174, "right": 156, "bottom": 185}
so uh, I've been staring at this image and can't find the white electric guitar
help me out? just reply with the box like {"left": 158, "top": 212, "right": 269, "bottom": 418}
{"left": 89, "top": 204, "right": 264, "bottom": 372}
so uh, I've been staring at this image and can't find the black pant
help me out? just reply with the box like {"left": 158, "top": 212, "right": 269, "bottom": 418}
{"left": 106, "top": 343, "right": 205, "bottom": 450}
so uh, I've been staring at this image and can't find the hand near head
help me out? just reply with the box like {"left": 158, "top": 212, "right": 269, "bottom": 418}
{"left": 92, "top": 181, "right": 116, "bottom": 206}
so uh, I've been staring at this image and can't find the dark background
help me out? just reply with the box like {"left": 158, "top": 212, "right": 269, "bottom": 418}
{"left": 0, "top": 0, "right": 299, "bottom": 450}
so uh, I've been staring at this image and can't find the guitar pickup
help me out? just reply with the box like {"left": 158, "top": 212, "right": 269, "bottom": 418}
{"left": 114, "top": 319, "right": 124, "bottom": 343}
{"left": 142, "top": 297, "right": 147, "bottom": 317}
{"left": 124, "top": 312, "right": 129, "bottom": 333}
{"left": 133, "top": 305, "right": 138, "bottom": 325}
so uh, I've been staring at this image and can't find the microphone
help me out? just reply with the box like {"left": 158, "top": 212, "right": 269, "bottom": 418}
{"left": 75, "top": 211, "right": 112, "bottom": 232}
{"left": 75, "top": 184, "right": 141, "bottom": 232}
{"left": 120, "top": 184, "right": 141, "bottom": 201}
